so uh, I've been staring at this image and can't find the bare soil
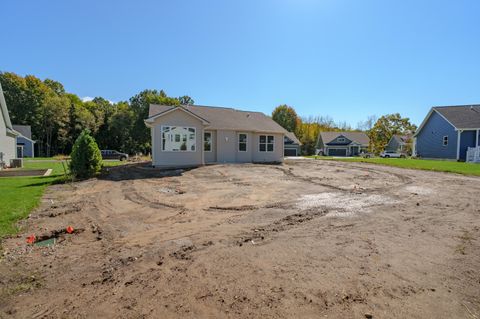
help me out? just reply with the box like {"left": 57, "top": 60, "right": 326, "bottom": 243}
{"left": 1, "top": 159, "right": 479, "bottom": 318}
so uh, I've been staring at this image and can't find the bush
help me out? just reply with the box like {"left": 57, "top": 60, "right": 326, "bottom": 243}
{"left": 70, "top": 130, "right": 102, "bottom": 178}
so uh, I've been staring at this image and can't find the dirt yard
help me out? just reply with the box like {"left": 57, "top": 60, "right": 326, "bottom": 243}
{"left": 1, "top": 159, "right": 479, "bottom": 318}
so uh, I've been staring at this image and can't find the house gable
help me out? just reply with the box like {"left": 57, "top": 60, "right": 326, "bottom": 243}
{"left": 325, "top": 135, "right": 353, "bottom": 146}
{"left": 415, "top": 111, "right": 458, "bottom": 159}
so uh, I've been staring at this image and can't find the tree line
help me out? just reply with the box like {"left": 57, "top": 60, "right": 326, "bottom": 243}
{"left": 1, "top": 71, "right": 417, "bottom": 157}
{"left": 272, "top": 105, "right": 417, "bottom": 155}
{"left": 0, "top": 72, "right": 194, "bottom": 156}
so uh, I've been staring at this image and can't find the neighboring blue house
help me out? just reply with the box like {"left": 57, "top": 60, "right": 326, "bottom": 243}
{"left": 414, "top": 105, "right": 480, "bottom": 161}
{"left": 316, "top": 131, "right": 369, "bottom": 156}
{"left": 13, "top": 125, "right": 35, "bottom": 158}
{"left": 385, "top": 134, "right": 413, "bottom": 154}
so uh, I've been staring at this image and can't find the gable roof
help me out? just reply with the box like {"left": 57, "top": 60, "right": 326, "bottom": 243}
{"left": 433, "top": 105, "right": 480, "bottom": 129}
{"left": 319, "top": 131, "right": 369, "bottom": 146}
{"left": 391, "top": 134, "right": 412, "bottom": 145}
{"left": 13, "top": 125, "right": 32, "bottom": 139}
{"left": 0, "top": 82, "right": 18, "bottom": 137}
{"left": 147, "top": 104, "right": 288, "bottom": 134}
{"left": 415, "top": 104, "right": 480, "bottom": 136}
{"left": 285, "top": 131, "right": 301, "bottom": 145}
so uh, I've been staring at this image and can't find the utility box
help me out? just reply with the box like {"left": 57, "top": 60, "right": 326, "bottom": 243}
{"left": 10, "top": 158, "right": 23, "bottom": 168}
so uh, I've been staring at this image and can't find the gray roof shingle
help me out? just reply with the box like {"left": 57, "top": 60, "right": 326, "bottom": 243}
{"left": 148, "top": 104, "right": 288, "bottom": 134}
{"left": 319, "top": 131, "right": 369, "bottom": 146}
{"left": 13, "top": 125, "right": 32, "bottom": 139}
{"left": 433, "top": 105, "right": 480, "bottom": 129}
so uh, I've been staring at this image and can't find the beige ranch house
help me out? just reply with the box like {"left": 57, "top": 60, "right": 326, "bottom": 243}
{"left": 145, "top": 104, "right": 288, "bottom": 168}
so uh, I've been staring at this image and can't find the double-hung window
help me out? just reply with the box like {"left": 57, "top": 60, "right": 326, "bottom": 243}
{"left": 443, "top": 136, "right": 448, "bottom": 146}
{"left": 259, "top": 135, "right": 274, "bottom": 152}
{"left": 238, "top": 133, "right": 247, "bottom": 152}
{"left": 161, "top": 126, "right": 196, "bottom": 151}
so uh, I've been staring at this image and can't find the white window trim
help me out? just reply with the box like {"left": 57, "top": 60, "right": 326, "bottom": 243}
{"left": 204, "top": 131, "right": 212, "bottom": 152}
{"left": 238, "top": 133, "right": 248, "bottom": 152}
{"left": 161, "top": 125, "right": 197, "bottom": 152}
{"left": 259, "top": 135, "right": 275, "bottom": 153}
{"left": 443, "top": 135, "right": 448, "bottom": 146}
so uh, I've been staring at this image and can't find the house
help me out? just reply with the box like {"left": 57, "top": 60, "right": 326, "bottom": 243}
{"left": 13, "top": 125, "right": 35, "bottom": 158}
{"left": 385, "top": 134, "right": 412, "bottom": 154}
{"left": 284, "top": 131, "right": 301, "bottom": 156}
{"left": 0, "top": 82, "right": 18, "bottom": 168}
{"left": 145, "top": 104, "right": 288, "bottom": 168}
{"left": 316, "top": 131, "right": 369, "bottom": 156}
{"left": 414, "top": 105, "right": 480, "bottom": 161}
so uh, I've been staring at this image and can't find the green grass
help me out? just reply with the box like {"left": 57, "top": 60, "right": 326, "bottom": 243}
{"left": 304, "top": 156, "right": 480, "bottom": 176}
{"left": 0, "top": 159, "right": 124, "bottom": 240}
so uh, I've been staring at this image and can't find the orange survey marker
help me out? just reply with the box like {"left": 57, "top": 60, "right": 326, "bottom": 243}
{"left": 66, "top": 226, "right": 74, "bottom": 234}
{"left": 26, "top": 234, "right": 36, "bottom": 244}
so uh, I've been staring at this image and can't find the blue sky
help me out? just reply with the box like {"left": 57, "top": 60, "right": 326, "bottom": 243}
{"left": 1, "top": 0, "right": 479, "bottom": 127}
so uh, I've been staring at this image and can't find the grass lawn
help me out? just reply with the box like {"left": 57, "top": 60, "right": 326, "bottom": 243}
{"left": 0, "top": 159, "right": 123, "bottom": 240}
{"left": 304, "top": 156, "right": 480, "bottom": 176}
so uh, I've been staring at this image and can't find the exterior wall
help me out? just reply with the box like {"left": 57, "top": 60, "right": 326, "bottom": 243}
{"left": 235, "top": 132, "right": 253, "bottom": 163}
{"left": 151, "top": 109, "right": 205, "bottom": 167}
{"left": 459, "top": 130, "right": 476, "bottom": 161}
{"left": 416, "top": 111, "right": 458, "bottom": 159}
{"left": 385, "top": 138, "right": 401, "bottom": 151}
{"left": 16, "top": 136, "right": 34, "bottom": 157}
{"left": 216, "top": 130, "right": 237, "bottom": 163}
{"left": 204, "top": 130, "right": 217, "bottom": 163}
{"left": 0, "top": 113, "right": 16, "bottom": 166}
{"left": 252, "top": 132, "right": 284, "bottom": 163}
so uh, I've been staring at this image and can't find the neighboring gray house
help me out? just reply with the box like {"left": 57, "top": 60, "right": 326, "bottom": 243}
{"left": 284, "top": 131, "right": 301, "bottom": 156}
{"left": 145, "top": 105, "right": 288, "bottom": 168}
{"left": 13, "top": 125, "right": 35, "bottom": 158}
{"left": 414, "top": 105, "right": 480, "bottom": 161}
{"left": 0, "top": 82, "right": 18, "bottom": 168}
{"left": 385, "top": 134, "right": 412, "bottom": 154}
{"left": 316, "top": 131, "right": 369, "bottom": 156}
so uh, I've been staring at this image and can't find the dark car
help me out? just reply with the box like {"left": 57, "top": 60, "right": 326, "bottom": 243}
{"left": 101, "top": 150, "right": 128, "bottom": 161}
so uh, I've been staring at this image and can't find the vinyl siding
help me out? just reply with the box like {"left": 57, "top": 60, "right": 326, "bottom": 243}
{"left": 326, "top": 135, "right": 353, "bottom": 146}
{"left": 0, "top": 111, "right": 16, "bottom": 165}
{"left": 385, "top": 138, "right": 401, "bottom": 151}
{"left": 459, "top": 130, "right": 476, "bottom": 160}
{"left": 252, "top": 133, "right": 284, "bottom": 162}
{"left": 416, "top": 111, "right": 457, "bottom": 159}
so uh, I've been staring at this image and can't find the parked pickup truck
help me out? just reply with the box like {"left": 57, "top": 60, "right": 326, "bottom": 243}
{"left": 380, "top": 150, "right": 406, "bottom": 158}
{"left": 101, "top": 150, "right": 129, "bottom": 161}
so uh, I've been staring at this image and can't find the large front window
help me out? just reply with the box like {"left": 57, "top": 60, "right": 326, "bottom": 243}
{"left": 259, "top": 135, "right": 274, "bottom": 152}
{"left": 161, "top": 126, "right": 196, "bottom": 152}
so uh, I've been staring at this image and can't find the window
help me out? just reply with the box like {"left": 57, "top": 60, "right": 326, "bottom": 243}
{"left": 337, "top": 137, "right": 346, "bottom": 142}
{"left": 161, "top": 126, "right": 196, "bottom": 152}
{"left": 238, "top": 133, "right": 247, "bottom": 152}
{"left": 259, "top": 135, "right": 274, "bottom": 152}
{"left": 204, "top": 132, "right": 212, "bottom": 152}
{"left": 443, "top": 136, "right": 448, "bottom": 146}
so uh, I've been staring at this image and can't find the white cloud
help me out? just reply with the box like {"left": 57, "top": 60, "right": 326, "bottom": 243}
{"left": 81, "top": 96, "right": 93, "bottom": 102}
{"left": 81, "top": 96, "right": 116, "bottom": 104}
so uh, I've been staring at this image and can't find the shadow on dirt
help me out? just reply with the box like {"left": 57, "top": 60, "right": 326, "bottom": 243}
{"left": 99, "top": 162, "right": 199, "bottom": 181}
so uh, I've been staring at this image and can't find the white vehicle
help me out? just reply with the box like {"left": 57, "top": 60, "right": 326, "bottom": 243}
{"left": 380, "top": 150, "right": 406, "bottom": 158}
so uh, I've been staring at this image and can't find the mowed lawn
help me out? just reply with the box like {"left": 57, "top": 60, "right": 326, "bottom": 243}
{"left": 308, "top": 156, "right": 480, "bottom": 176}
{"left": 0, "top": 159, "right": 123, "bottom": 239}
